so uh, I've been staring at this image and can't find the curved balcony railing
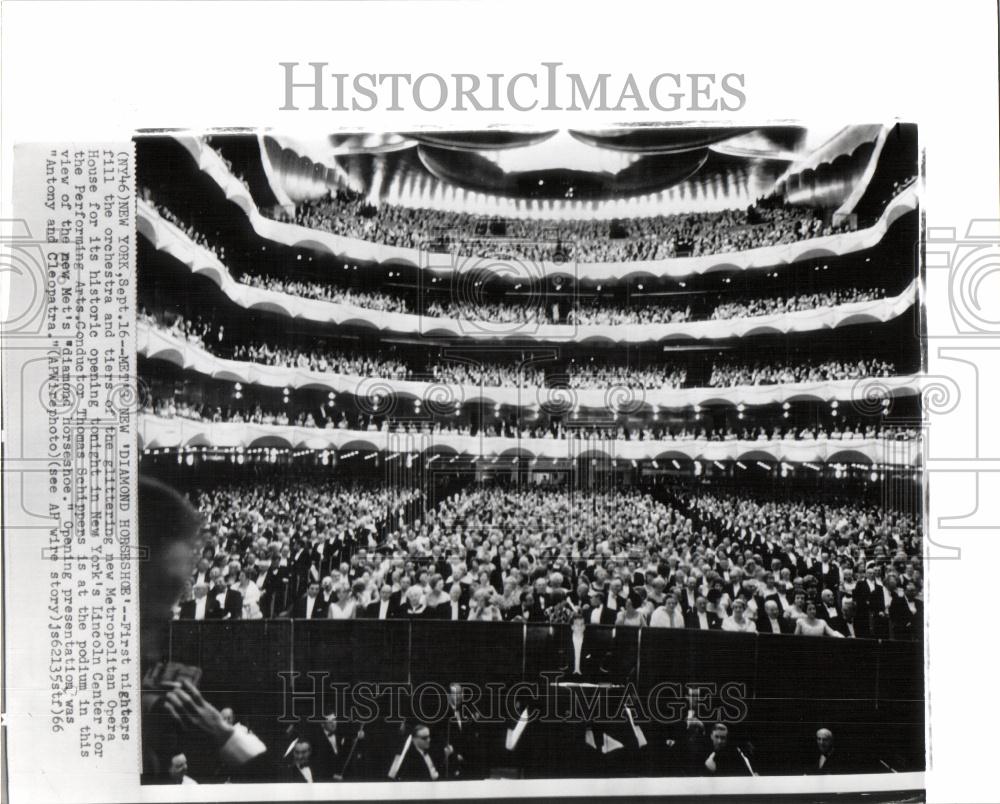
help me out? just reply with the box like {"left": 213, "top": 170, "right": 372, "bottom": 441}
{"left": 172, "top": 133, "right": 918, "bottom": 283}
{"left": 137, "top": 199, "right": 919, "bottom": 345}
{"left": 138, "top": 413, "right": 922, "bottom": 466}
{"left": 139, "top": 322, "right": 922, "bottom": 411}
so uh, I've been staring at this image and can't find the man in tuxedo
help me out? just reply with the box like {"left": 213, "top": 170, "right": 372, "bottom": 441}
{"left": 605, "top": 578, "right": 627, "bottom": 614}
{"left": 178, "top": 583, "right": 218, "bottom": 620}
{"left": 873, "top": 573, "right": 903, "bottom": 638}
{"left": 702, "top": 723, "right": 752, "bottom": 776}
{"left": 806, "top": 728, "right": 848, "bottom": 774}
{"left": 889, "top": 583, "right": 923, "bottom": 640}
{"left": 755, "top": 600, "right": 792, "bottom": 634}
{"left": 507, "top": 590, "right": 543, "bottom": 622}
{"left": 439, "top": 683, "right": 482, "bottom": 779}
{"left": 817, "top": 589, "right": 843, "bottom": 632}
{"left": 835, "top": 598, "right": 869, "bottom": 638}
{"left": 557, "top": 614, "right": 607, "bottom": 681}
{"left": 311, "top": 533, "right": 336, "bottom": 581}
{"left": 583, "top": 588, "right": 617, "bottom": 625}
{"left": 778, "top": 538, "right": 808, "bottom": 578}
{"left": 437, "top": 584, "right": 469, "bottom": 621}
{"left": 392, "top": 723, "right": 442, "bottom": 781}
{"left": 362, "top": 584, "right": 396, "bottom": 620}
{"left": 685, "top": 596, "right": 721, "bottom": 631}
{"left": 259, "top": 556, "right": 291, "bottom": 619}
{"left": 289, "top": 580, "right": 328, "bottom": 619}
{"left": 207, "top": 570, "right": 242, "bottom": 620}
{"left": 192, "top": 558, "right": 212, "bottom": 588}
{"left": 284, "top": 740, "right": 315, "bottom": 783}
{"left": 812, "top": 551, "right": 841, "bottom": 593}
{"left": 288, "top": 541, "right": 313, "bottom": 599}
{"left": 307, "top": 712, "right": 364, "bottom": 781}
{"left": 679, "top": 575, "right": 701, "bottom": 616}
{"left": 167, "top": 753, "right": 197, "bottom": 785}
{"left": 389, "top": 576, "right": 413, "bottom": 616}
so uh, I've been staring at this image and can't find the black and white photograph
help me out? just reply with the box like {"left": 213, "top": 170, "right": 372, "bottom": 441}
{"left": 134, "top": 124, "right": 925, "bottom": 789}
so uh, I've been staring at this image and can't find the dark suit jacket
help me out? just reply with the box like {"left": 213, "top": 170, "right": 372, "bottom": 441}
{"left": 703, "top": 746, "right": 753, "bottom": 776}
{"left": 755, "top": 615, "right": 792, "bottom": 635}
{"left": 685, "top": 610, "right": 721, "bottom": 631}
{"left": 812, "top": 562, "right": 841, "bottom": 592}
{"left": 361, "top": 600, "right": 395, "bottom": 620}
{"left": 583, "top": 604, "right": 617, "bottom": 626}
{"left": 557, "top": 629, "right": 606, "bottom": 679}
{"left": 854, "top": 580, "right": 886, "bottom": 617}
{"left": 306, "top": 727, "right": 363, "bottom": 780}
{"left": 214, "top": 587, "right": 243, "bottom": 619}
{"left": 805, "top": 748, "right": 857, "bottom": 774}
{"left": 311, "top": 541, "right": 337, "bottom": 579}
{"left": 177, "top": 596, "right": 221, "bottom": 620}
{"left": 506, "top": 606, "right": 544, "bottom": 623}
{"left": 889, "top": 597, "right": 923, "bottom": 640}
{"left": 834, "top": 616, "right": 870, "bottom": 638}
{"left": 282, "top": 763, "right": 314, "bottom": 783}
{"left": 259, "top": 566, "right": 291, "bottom": 617}
{"left": 290, "top": 593, "right": 329, "bottom": 619}
{"left": 678, "top": 590, "right": 701, "bottom": 615}
{"left": 436, "top": 600, "right": 469, "bottom": 621}
{"left": 817, "top": 604, "right": 844, "bottom": 633}
{"left": 393, "top": 745, "right": 443, "bottom": 781}
{"left": 289, "top": 548, "right": 313, "bottom": 595}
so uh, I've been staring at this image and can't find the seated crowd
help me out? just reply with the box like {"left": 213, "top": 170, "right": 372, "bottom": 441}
{"left": 242, "top": 273, "right": 413, "bottom": 314}
{"left": 230, "top": 341, "right": 411, "bottom": 382}
{"left": 143, "top": 309, "right": 905, "bottom": 393}
{"left": 566, "top": 362, "right": 687, "bottom": 391}
{"left": 142, "top": 195, "right": 889, "bottom": 327}
{"left": 708, "top": 357, "right": 897, "bottom": 387}
{"left": 266, "top": 189, "right": 854, "bottom": 262}
{"left": 709, "top": 287, "right": 885, "bottom": 320}
{"left": 140, "top": 306, "right": 220, "bottom": 349}
{"left": 143, "top": 391, "right": 911, "bottom": 443}
{"left": 176, "top": 480, "right": 922, "bottom": 643}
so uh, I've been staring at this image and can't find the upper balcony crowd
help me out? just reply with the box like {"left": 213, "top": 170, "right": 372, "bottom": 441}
{"left": 265, "top": 189, "right": 855, "bottom": 262}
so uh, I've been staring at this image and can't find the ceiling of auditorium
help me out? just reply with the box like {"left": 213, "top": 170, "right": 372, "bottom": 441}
{"left": 267, "top": 125, "right": 813, "bottom": 204}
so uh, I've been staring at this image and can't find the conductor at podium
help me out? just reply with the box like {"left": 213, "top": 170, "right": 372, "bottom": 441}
{"left": 557, "top": 613, "right": 605, "bottom": 681}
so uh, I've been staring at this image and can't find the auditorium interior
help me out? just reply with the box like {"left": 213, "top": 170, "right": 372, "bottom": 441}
{"left": 136, "top": 124, "right": 924, "bottom": 786}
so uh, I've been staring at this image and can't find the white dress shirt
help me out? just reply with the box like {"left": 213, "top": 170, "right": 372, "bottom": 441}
{"left": 194, "top": 596, "right": 207, "bottom": 620}
{"left": 572, "top": 632, "right": 584, "bottom": 674}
